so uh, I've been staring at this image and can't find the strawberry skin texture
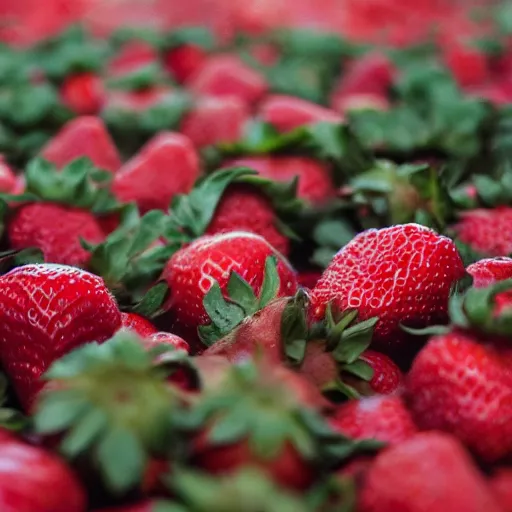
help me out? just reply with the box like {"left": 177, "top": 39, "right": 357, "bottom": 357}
{"left": 205, "top": 184, "right": 290, "bottom": 255}
{"left": 164, "top": 44, "right": 208, "bottom": 83}
{"left": 310, "top": 224, "right": 465, "bottom": 348}
{"left": 225, "top": 156, "right": 335, "bottom": 205}
{"left": 489, "top": 468, "right": 512, "bottom": 512}
{"left": 8, "top": 203, "right": 105, "bottom": 267}
{"left": 120, "top": 312, "right": 158, "bottom": 338}
{"left": 259, "top": 94, "right": 342, "bottom": 132}
{"left": 329, "top": 396, "right": 417, "bottom": 445}
{"left": 163, "top": 231, "right": 298, "bottom": 328}
{"left": 112, "top": 132, "right": 200, "bottom": 212}
{"left": 359, "top": 350, "right": 403, "bottom": 395}
{"left": 0, "top": 264, "right": 121, "bottom": 410}
{"left": 467, "top": 257, "right": 512, "bottom": 287}
{"left": 453, "top": 207, "right": 512, "bottom": 256}
{"left": 359, "top": 432, "right": 503, "bottom": 512}
{"left": 406, "top": 331, "right": 512, "bottom": 461}
{"left": 181, "top": 95, "right": 250, "bottom": 148}
{"left": 41, "top": 116, "right": 121, "bottom": 173}
{"left": 189, "top": 55, "right": 268, "bottom": 105}
{"left": 0, "top": 431, "right": 86, "bottom": 512}
{"left": 60, "top": 73, "right": 105, "bottom": 115}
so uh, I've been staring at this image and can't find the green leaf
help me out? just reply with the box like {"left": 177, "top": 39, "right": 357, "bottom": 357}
{"left": 281, "top": 292, "right": 309, "bottom": 365}
{"left": 131, "top": 282, "right": 170, "bottom": 318}
{"left": 203, "top": 282, "right": 247, "bottom": 333}
{"left": 34, "top": 391, "right": 89, "bottom": 433}
{"left": 258, "top": 256, "right": 280, "bottom": 308}
{"left": 227, "top": 271, "right": 258, "bottom": 314}
{"left": 333, "top": 317, "right": 377, "bottom": 364}
{"left": 284, "top": 338, "right": 307, "bottom": 366}
{"left": 341, "top": 360, "right": 374, "bottom": 381}
{"left": 399, "top": 323, "right": 450, "bottom": 336}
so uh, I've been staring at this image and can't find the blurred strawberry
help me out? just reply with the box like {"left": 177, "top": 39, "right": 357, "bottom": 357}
{"left": 164, "top": 44, "right": 208, "bottom": 83}
{"left": 60, "top": 73, "right": 105, "bottom": 115}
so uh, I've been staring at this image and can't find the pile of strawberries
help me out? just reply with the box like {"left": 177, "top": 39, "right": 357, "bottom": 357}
{"left": 2, "top": 1, "right": 512, "bottom": 511}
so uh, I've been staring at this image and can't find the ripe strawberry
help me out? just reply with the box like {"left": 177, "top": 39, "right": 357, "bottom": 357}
{"left": 189, "top": 55, "right": 268, "bottom": 105}
{"left": 164, "top": 44, "right": 208, "bottom": 83}
{"left": 329, "top": 395, "right": 418, "bottom": 445}
{"left": 406, "top": 330, "right": 512, "bottom": 461}
{"left": 8, "top": 203, "right": 105, "bottom": 267}
{"left": 163, "top": 231, "right": 298, "bottom": 329}
{"left": 0, "top": 264, "right": 121, "bottom": 410}
{"left": 41, "top": 117, "right": 121, "bottom": 173}
{"left": 224, "top": 156, "right": 335, "bottom": 205}
{"left": 0, "top": 429, "right": 86, "bottom": 512}
{"left": 142, "top": 331, "right": 190, "bottom": 354}
{"left": 105, "top": 87, "right": 174, "bottom": 112}
{"left": 467, "top": 257, "right": 512, "bottom": 287}
{"left": 444, "top": 41, "right": 490, "bottom": 87}
{"left": 310, "top": 224, "right": 465, "bottom": 349}
{"left": 452, "top": 207, "right": 512, "bottom": 256}
{"left": 332, "top": 92, "right": 390, "bottom": 114}
{"left": 359, "top": 432, "right": 502, "bottom": 512}
{"left": 189, "top": 359, "right": 362, "bottom": 490}
{"left": 180, "top": 95, "right": 250, "bottom": 148}
{"left": 205, "top": 184, "right": 289, "bottom": 255}
{"left": 489, "top": 468, "right": 512, "bottom": 512}
{"left": 259, "top": 94, "right": 342, "bottom": 133}
{"left": 112, "top": 132, "right": 200, "bottom": 213}
{"left": 357, "top": 350, "right": 403, "bottom": 395}
{"left": 298, "top": 270, "right": 322, "bottom": 289}
{"left": 0, "top": 156, "right": 18, "bottom": 193}
{"left": 120, "top": 312, "right": 158, "bottom": 338}
{"left": 60, "top": 73, "right": 105, "bottom": 115}
{"left": 107, "top": 41, "right": 157, "bottom": 77}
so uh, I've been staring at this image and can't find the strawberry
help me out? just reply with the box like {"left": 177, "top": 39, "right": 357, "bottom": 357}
{"left": 0, "top": 263, "right": 121, "bottom": 410}
{"left": 3, "top": 158, "right": 118, "bottom": 267}
{"left": 188, "top": 358, "right": 369, "bottom": 490}
{"left": 357, "top": 350, "right": 403, "bottom": 395}
{"left": 0, "top": 429, "right": 86, "bottom": 512}
{"left": 164, "top": 44, "right": 208, "bottom": 83}
{"left": 406, "top": 330, "right": 512, "bottom": 461}
{"left": 41, "top": 117, "right": 121, "bottom": 173}
{"left": 0, "top": 156, "right": 18, "bottom": 193}
{"left": 112, "top": 132, "right": 200, "bottom": 213}
{"left": 329, "top": 395, "right": 418, "bottom": 445}
{"left": 359, "top": 432, "right": 502, "bottom": 512}
{"left": 120, "top": 312, "right": 158, "bottom": 338}
{"left": 467, "top": 257, "right": 512, "bottom": 287}
{"left": 180, "top": 95, "right": 250, "bottom": 148}
{"left": 163, "top": 231, "right": 298, "bottom": 330}
{"left": 105, "top": 87, "right": 175, "bottom": 112}
{"left": 60, "top": 73, "right": 105, "bottom": 116}
{"left": 142, "top": 331, "right": 190, "bottom": 354}
{"left": 189, "top": 55, "right": 268, "bottom": 105}
{"left": 489, "top": 468, "right": 512, "bottom": 512}
{"left": 224, "top": 156, "right": 335, "bottom": 205}
{"left": 309, "top": 224, "right": 465, "bottom": 349}
{"left": 298, "top": 270, "right": 322, "bottom": 289}
{"left": 107, "top": 41, "right": 157, "bottom": 78}
{"left": 443, "top": 41, "right": 490, "bottom": 87}
{"left": 258, "top": 94, "right": 342, "bottom": 133}
{"left": 452, "top": 207, "right": 512, "bottom": 257}
{"left": 332, "top": 93, "right": 390, "bottom": 114}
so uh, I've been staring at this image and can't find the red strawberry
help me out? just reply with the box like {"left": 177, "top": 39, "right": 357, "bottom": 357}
{"left": 467, "top": 257, "right": 512, "bottom": 287}
{"left": 406, "top": 330, "right": 512, "bottom": 461}
{"left": 444, "top": 41, "right": 490, "bottom": 87}
{"left": 189, "top": 55, "right": 268, "bottom": 105}
{"left": 143, "top": 331, "right": 190, "bottom": 354}
{"left": 329, "top": 395, "right": 417, "bottom": 445}
{"left": 0, "top": 429, "right": 86, "bottom": 512}
{"left": 224, "top": 156, "right": 335, "bottom": 205}
{"left": 258, "top": 94, "right": 342, "bottom": 133}
{"left": 205, "top": 184, "right": 289, "bottom": 255}
{"left": 181, "top": 95, "right": 250, "bottom": 148}
{"left": 0, "top": 264, "right": 121, "bottom": 410}
{"left": 452, "top": 207, "right": 512, "bottom": 256}
{"left": 489, "top": 468, "right": 512, "bottom": 512}
{"left": 357, "top": 350, "right": 403, "bottom": 395}
{"left": 120, "top": 312, "right": 158, "bottom": 337}
{"left": 41, "top": 117, "right": 121, "bottom": 173}
{"left": 104, "top": 87, "right": 174, "bottom": 112}
{"left": 112, "top": 132, "right": 200, "bottom": 213}
{"left": 8, "top": 203, "right": 105, "bottom": 267}
{"left": 298, "top": 270, "right": 322, "bottom": 290}
{"left": 60, "top": 73, "right": 105, "bottom": 115}
{"left": 331, "top": 52, "right": 394, "bottom": 100}
{"left": 332, "top": 92, "right": 390, "bottom": 114}
{"left": 163, "top": 231, "right": 298, "bottom": 329}
{"left": 0, "top": 155, "right": 18, "bottom": 193}
{"left": 359, "top": 432, "right": 502, "bottom": 512}
{"left": 107, "top": 41, "right": 157, "bottom": 77}
{"left": 164, "top": 44, "right": 208, "bottom": 83}
{"left": 309, "top": 224, "right": 465, "bottom": 349}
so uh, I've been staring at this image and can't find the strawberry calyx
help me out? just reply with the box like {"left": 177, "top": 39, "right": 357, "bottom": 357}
{"left": 182, "top": 359, "right": 381, "bottom": 471}
{"left": 160, "top": 26, "right": 215, "bottom": 53}
{"left": 165, "top": 167, "right": 302, "bottom": 246}
{"left": 0, "top": 373, "right": 28, "bottom": 433}
{"left": 166, "top": 466, "right": 310, "bottom": 512}
{"left": 0, "top": 157, "right": 118, "bottom": 214}
{"left": 199, "top": 255, "right": 281, "bottom": 345}
{"left": 34, "top": 331, "right": 193, "bottom": 494}
{"left": 84, "top": 203, "right": 175, "bottom": 314}
{"left": 282, "top": 302, "right": 378, "bottom": 399}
